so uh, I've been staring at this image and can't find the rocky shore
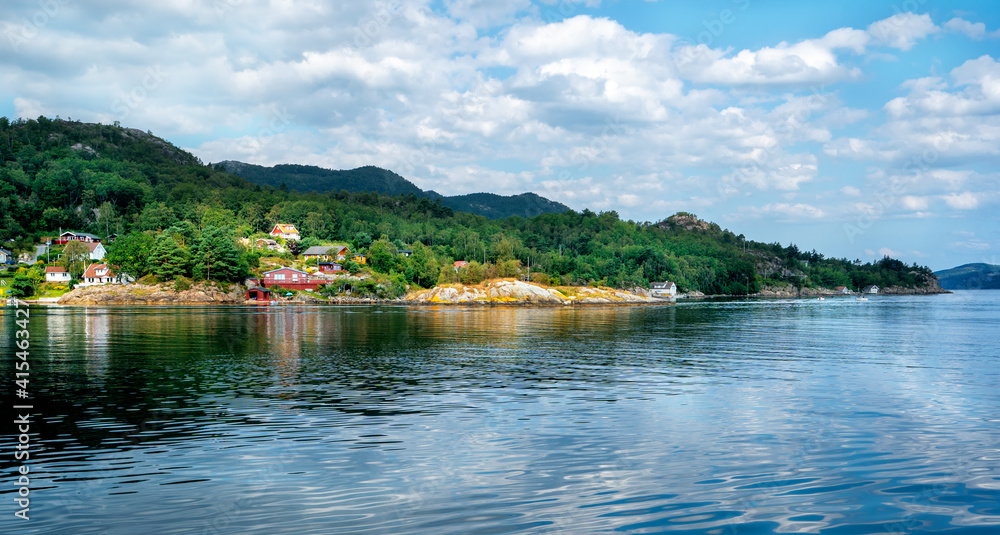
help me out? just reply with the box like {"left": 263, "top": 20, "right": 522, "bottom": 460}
{"left": 405, "top": 280, "right": 658, "bottom": 305}
{"left": 754, "top": 282, "right": 949, "bottom": 298}
{"left": 57, "top": 282, "right": 244, "bottom": 305}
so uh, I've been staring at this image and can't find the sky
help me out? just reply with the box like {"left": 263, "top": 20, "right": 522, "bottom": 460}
{"left": 2, "top": 0, "right": 999, "bottom": 270}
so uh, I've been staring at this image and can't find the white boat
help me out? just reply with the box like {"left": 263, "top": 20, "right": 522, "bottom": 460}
{"left": 856, "top": 296, "right": 868, "bottom": 301}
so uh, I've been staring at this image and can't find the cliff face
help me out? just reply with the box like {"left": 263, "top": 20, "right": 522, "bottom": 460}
{"left": 58, "top": 283, "right": 244, "bottom": 305}
{"left": 406, "top": 280, "right": 656, "bottom": 305}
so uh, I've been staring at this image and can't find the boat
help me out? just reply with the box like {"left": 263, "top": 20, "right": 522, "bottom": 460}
{"left": 856, "top": 296, "right": 868, "bottom": 301}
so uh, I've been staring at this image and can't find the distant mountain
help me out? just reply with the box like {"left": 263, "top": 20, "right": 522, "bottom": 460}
{"left": 440, "top": 192, "right": 570, "bottom": 220}
{"left": 216, "top": 161, "right": 570, "bottom": 220}
{"left": 934, "top": 263, "right": 1000, "bottom": 290}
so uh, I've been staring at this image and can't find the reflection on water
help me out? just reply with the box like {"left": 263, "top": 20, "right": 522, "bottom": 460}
{"left": 2, "top": 293, "right": 999, "bottom": 534}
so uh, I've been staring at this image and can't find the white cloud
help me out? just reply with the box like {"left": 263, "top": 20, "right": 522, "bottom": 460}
{"left": 867, "top": 13, "right": 939, "bottom": 50}
{"left": 900, "top": 195, "right": 930, "bottom": 210}
{"left": 676, "top": 28, "right": 867, "bottom": 85}
{"left": 878, "top": 247, "right": 902, "bottom": 257}
{"left": 944, "top": 17, "right": 986, "bottom": 40}
{"left": 942, "top": 192, "right": 979, "bottom": 210}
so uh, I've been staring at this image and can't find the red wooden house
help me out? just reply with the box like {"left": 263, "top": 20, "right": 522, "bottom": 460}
{"left": 261, "top": 267, "right": 326, "bottom": 291}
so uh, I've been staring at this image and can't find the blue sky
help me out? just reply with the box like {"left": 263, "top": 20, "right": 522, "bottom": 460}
{"left": 2, "top": 0, "right": 999, "bottom": 270}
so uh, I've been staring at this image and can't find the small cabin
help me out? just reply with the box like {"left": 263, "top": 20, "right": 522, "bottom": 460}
{"left": 863, "top": 285, "right": 879, "bottom": 295}
{"left": 835, "top": 286, "right": 850, "bottom": 294}
{"left": 245, "top": 287, "right": 271, "bottom": 301}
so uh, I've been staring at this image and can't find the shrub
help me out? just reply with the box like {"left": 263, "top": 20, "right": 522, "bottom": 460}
{"left": 173, "top": 276, "right": 192, "bottom": 292}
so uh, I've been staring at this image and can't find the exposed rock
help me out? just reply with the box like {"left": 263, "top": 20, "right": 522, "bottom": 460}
{"left": 657, "top": 213, "right": 713, "bottom": 232}
{"left": 70, "top": 143, "right": 98, "bottom": 157}
{"left": 405, "top": 280, "right": 657, "bottom": 305}
{"left": 58, "top": 282, "right": 243, "bottom": 305}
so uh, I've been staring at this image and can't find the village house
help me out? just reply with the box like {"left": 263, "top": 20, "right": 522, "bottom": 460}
{"left": 398, "top": 249, "right": 413, "bottom": 257}
{"left": 453, "top": 260, "right": 469, "bottom": 272}
{"left": 352, "top": 254, "right": 367, "bottom": 265}
{"left": 87, "top": 241, "right": 107, "bottom": 261}
{"left": 54, "top": 231, "right": 101, "bottom": 245}
{"left": 80, "top": 264, "right": 122, "bottom": 286}
{"left": 835, "top": 286, "right": 851, "bottom": 294}
{"left": 863, "top": 285, "right": 880, "bottom": 294}
{"left": 302, "top": 245, "right": 350, "bottom": 262}
{"left": 269, "top": 223, "right": 300, "bottom": 241}
{"left": 318, "top": 261, "right": 343, "bottom": 274}
{"left": 650, "top": 281, "right": 677, "bottom": 297}
{"left": 261, "top": 267, "right": 326, "bottom": 291}
{"left": 0, "top": 247, "right": 15, "bottom": 265}
{"left": 45, "top": 266, "right": 72, "bottom": 283}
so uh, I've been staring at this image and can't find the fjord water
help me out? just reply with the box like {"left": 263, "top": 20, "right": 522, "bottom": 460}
{"left": 2, "top": 292, "right": 999, "bottom": 534}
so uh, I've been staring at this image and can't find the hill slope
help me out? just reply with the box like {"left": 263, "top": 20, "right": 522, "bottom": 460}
{"left": 934, "top": 263, "right": 1000, "bottom": 290}
{"left": 216, "top": 160, "right": 570, "bottom": 220}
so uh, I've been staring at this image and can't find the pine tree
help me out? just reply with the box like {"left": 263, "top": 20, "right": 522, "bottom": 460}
{"left": 150, "top": 234, "right": 190, "bottom": 280}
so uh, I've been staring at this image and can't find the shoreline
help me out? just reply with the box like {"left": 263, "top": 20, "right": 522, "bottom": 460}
{"left": 37, "top": 278, "right": 949, "bottom": 307}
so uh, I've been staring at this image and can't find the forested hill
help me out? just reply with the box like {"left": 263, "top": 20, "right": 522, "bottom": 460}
{"left": 217, "top": 160, "right": 571, "bottom": 220}
{"left": 0, "top": 116, "right": 942, "bottom": 295}
{"left": 934, "top": 263, "right": 1000, "bottom": 290}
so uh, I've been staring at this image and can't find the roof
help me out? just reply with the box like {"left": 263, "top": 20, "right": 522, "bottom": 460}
{"left": 262, "top": 267, "right": 309, "bottom": 276}
{"left": 318, "top": 261, "right": 342, "bottom": 265}
{"left": 650, "top": 281, "right": 675, "bottom": 288}
{"left": 271, "top": 223, "right": 299, "bottom": 234}
{"left": 86, "top": 242, "right": 104, "bottom": 252}
{"left": 83, "top": 263, "right": 113, "bottom": 279}
{"left": 45, "top": 266, "right": 67, "bottom": 273}
{"left": 302, "top": 246, "right": 334, "bottom": 255}
{"left": 454, "top": 260, "right": 468, "bottom": 267}
{"left": 0, "top": 247, "right": 11, "bottom": 255}
{"left": 61, "top": 231, "right": 100, "bottom": 239}
{"left": 256, "top": 238, "right": 278, "bottom": 244}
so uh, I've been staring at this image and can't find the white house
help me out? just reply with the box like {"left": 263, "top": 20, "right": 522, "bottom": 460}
{"left": 269, "top": 223, "right": 300, "bottom": 241}
{"left": 0, "top": 247, "right": 14, "bottom": 265}
{"left": 45, "top": 266, "right": 72, "bottom": 282}
{"left": 80, "top": 263, "right": 119, "bottom": 286}
{"left": 650, "top": 281, "right": 677, "bottom": 297}
{"left": 87, "top": 242, "right": 107, "bottom": 261}
{"left": 863, "top": 285, "right": 879, "bottom": 295}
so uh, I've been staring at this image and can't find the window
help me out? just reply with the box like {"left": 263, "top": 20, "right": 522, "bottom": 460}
{"left": 274, "top": 274, "right": 286, "bottom": 281}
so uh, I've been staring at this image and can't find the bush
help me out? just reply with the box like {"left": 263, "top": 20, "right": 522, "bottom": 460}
{"left": 173, "top": 276, "right": 192, "bottom": 292}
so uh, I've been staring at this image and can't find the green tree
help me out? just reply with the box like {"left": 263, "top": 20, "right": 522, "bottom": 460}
{"left": 193, "top": 226, "right": 246, "bottom": 282}
{"left": 106, "top": 232, "right": 155, "bottom": 281}
{"left": 369, "top": 237, "right": 400, "bottom": 273}
{"left": 59, "top": 240, "right": 91, "bottom": 279}
{"left": 404, "top": 242, "right": 439, "bottom": 288}
{"left": 10, "top": 274, "right": 35, "bottom": 298}
{"left": 150, "top": 233, "right": 191, "bottom": 280}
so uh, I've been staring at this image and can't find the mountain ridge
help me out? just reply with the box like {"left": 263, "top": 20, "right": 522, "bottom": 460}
{"left": 216, "top": 160, "right": 570, "bottom": 220}
{"left": 934, "top": 263, "right": 1000, "bottom": 290}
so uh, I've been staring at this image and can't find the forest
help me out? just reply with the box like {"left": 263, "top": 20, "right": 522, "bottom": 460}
{"left": 1, "top": 117, "right": 937, "bottom": 295}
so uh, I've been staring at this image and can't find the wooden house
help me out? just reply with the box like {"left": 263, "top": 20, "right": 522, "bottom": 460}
{"left": 45, "top": 266, "right": 72, "bottom": 282}
{"left": 269, "top": 224, "right": 300, "bottom": 241}
{"left": 261, "top": 267, "right": 326, "bottom": 291}
{"left": 54, "top": 231, "right": 101, "bottom": 245}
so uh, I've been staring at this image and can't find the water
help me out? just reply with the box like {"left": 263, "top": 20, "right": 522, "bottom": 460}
{"left": 2, "top": 292, "right": 999, "bottom": 534}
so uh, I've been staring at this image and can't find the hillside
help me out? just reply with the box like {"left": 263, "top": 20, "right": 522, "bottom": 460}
{"left": 0, "top": 116, "right": 944, "bottom": 296}
{"left": 216, "top": 160, "right": 571, "bottom": 220}
{"left": 934, "top": 263, "right": 1000, "bottom": 290}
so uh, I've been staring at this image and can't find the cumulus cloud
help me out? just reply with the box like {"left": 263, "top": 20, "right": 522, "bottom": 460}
{"left": 676, "top": 28, "right": 867, "bottom": 85}
{"left": 942, "top": 192, "right": 979, "bottom": 210}
{"left": 867, "top": 13, "right": 939, "bottom": 50}
{"left": 944, "top": 17, "right": 986, "bottom": 40}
